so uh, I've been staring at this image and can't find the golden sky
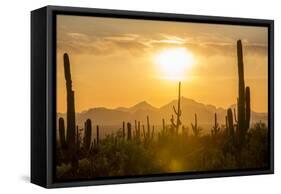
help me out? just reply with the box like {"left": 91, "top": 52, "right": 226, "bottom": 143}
{"left": 56, "top": 15, "right": 268, "bottom": 113}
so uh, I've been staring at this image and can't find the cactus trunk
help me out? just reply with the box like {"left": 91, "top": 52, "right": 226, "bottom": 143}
{"left": 64, "top": 53, "right": 76, "bottom": 149}
{"left": 63, "top": 53, "right": 77, "bottom": 168}
{"left": 227, "top": 109, "right": 234, "bottom": 138}
{"left": 237, "top": 40, "right": 246, "bottom": 137}
{"left": 211, "top": 113, "right": 220, "bottom": 136}
{"left": 245, "top": 86, "right": 251, "bottom": 130}
{"left": 162, "top": 118, "right": 166, "bottom": 133}
{"left": 96, "top": 125, "right": 100, "bottom": 145}
{"left": 191, "top": 113, "right": 201, "bottom": 137}
{"left": 142, "top": 125, "right": 146, "bottom": 139}
{"left": 215, "top": 113, "right": 217, "bottom": 127}
{"left": 134, "top": 120, "right": 137, "bottom": 137}
{"left": 84, "top": 119, "right": 92, "bottom": 150}
{"left": 122, "top": 121, "right": 125, "bottom": 139}
{"left": 58, "top": 117, "right": 67, "bottom": 149}
{"left": 137, "top": 121, "right": 141, "bottom": 141}
{"left": 147, "top": 116, "right": 150, "bottom": 138}
{"left": 127, "top": 122, "right": 132, "bottom": 140}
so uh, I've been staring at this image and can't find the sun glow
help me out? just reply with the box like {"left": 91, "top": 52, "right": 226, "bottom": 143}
{"left": 154, "top": 47, "right": 195, "bottom": 80}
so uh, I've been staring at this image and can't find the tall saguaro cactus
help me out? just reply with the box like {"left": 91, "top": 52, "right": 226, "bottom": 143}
{"left": 171, "top": 81, "right": 182, "bottom": 133}
{"left": 63, "top": 53, "right": 76, "bottom": 150}
{"left": 236, "top": 40, "right": 251, "bottom": 141}
{"left": 84, "top": 119, "right": 92, "bottom": 150}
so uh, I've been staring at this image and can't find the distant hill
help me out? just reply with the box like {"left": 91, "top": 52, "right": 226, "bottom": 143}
{"left": 57, "top": 97, "right": 267, "bottom": 132}
{"left": 116, "top": 101, "right": 158, "bottom": 113}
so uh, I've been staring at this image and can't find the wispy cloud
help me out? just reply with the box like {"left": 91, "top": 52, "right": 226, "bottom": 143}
{"left": 58, "top": 31, "right": 267, "bottom": 59}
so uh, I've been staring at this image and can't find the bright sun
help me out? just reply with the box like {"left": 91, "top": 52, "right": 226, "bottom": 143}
{"left": 154, "top": 47, "right": 195, "bottom": 80}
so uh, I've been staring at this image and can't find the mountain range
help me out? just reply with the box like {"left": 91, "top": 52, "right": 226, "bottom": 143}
{"left": 58, "top": 97, "right": 267, "bottom": 131}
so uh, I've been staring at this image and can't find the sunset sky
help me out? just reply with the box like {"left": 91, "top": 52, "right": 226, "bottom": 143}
{"left": 56, "top": 15, "right": 268, "bottom": 113}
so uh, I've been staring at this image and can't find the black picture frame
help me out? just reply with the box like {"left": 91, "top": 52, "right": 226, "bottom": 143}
{"left": 31, "top": 5, "right": 274, "bottom": 188}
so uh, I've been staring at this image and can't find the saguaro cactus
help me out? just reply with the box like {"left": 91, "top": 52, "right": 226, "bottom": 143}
{"left": 146, "top": 116, "right": 150, "bottom": 138}
{"left": 191, "top": 113, "right": 201, "bottom": 137}
{"left": 84, "top": 119, "right": 92, "bottom": 150}
{"left": 137, "top": 121, "right": 141, "bottom": 141}
{"left": 142, "top": 125, "right": 146, "bottom": 139}
{"left": 227, "top": 108, "right": 235, "bottom": 138}
{"left": 58, "top": 117, "right": 67, "bottom": 149}
{"left": 135, "top": 121, "right": 140, "bottom": 142}
{"left": 63, "top": 53, "right": 77, "bottom": 170}
{"left": 236, "top": 40, "right": 251, "bottom": 141}
{"left": 63, "top": 53, "right": 76, "bottom": 151}
{"left": 134, "top": 120, "right": 137, "bottom": 136}
{"left": 211, "top": 113, "right": 220, "bottom": 136}
{"left": 237, "top": 40, "right": 246, "bottom": 135}
{"left": 127, "top": 122, "right": 132, "bottom": 140}
{"left": 225, "top": 115, "right": 228, "bottom": 129}
{"left": 171, "top": 82, "right": 182, "bottom": 133}
{"left": 162, "top": 118, "right": 166, "bottom": 133}
{"left": 96, "top": 125, "right": 100, "bottom": 145}
{"left": 122, "top": 121, "right": 125, "bottom": 139}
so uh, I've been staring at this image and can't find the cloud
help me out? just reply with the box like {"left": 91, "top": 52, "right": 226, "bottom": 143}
{"left": 57, "top": 31, "right": 267, "bottom": 59}
{"left": 66, "top": 32, "right": 90, "bottom": 41}
{"left": 58, "top": 32, "right": 149, "bottom": 56}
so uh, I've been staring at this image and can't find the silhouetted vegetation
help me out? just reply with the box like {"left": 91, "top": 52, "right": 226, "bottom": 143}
{"left": 56, "top": 40, "right": 269, "bottom": 180}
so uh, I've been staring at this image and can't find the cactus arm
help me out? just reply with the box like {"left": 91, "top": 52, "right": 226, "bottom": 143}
{"left": 173, "top": 105, "right": 178, "bottom": 115}
{"left": 170, "top": 115, "right": 177, "bottom": 128}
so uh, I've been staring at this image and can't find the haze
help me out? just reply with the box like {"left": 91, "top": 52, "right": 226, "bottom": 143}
{"left": 56, "top": 15, "right": 268, "bottom": 113}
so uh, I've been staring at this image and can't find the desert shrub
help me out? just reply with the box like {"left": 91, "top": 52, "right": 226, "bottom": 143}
{"left": 56, "top": 122, "right": 269, "bottom": 180}
{"left": 56, "top": 163, "right": 71, "bottom": 179}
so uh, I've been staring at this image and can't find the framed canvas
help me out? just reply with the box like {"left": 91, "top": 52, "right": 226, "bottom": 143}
{"left": 31, "top": 5, "right": 274, "bottom": 188}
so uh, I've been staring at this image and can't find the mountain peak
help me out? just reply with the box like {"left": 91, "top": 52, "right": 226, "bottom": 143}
{"left": 134, "top": 100, "right": 150, "bottom": 106}
{"left": 130, "top": 101, "right": 155, "bottom": 109}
